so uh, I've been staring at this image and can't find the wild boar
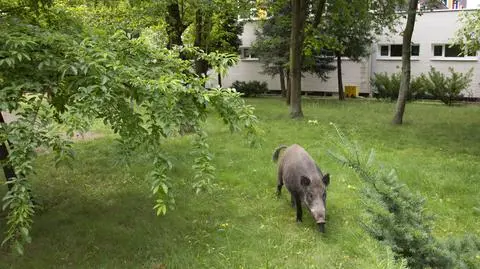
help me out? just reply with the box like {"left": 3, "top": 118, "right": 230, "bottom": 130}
{"left": 272, "top": 144, "right": 330, "bottom": 232}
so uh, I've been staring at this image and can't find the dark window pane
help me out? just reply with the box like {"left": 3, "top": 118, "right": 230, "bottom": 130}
{"left": 447, "top": 44, "right": 476, "bottom": 56}
{"left": 380, "top": 45, "right": 389, "bottom": 56}
{"left": 243, "top": 48, "right": 250, "bottom": 58}
{"left": 445, "top": 45, "right": 463, "bottom": 57}
{"left": 390, "top": 45, "right": 403, "bottom": 56}
{"left": 411, "top": 45, "right": 420, "bottom": 56}
{"left": 433, "top": 45, "right": 443, "bottom": 56}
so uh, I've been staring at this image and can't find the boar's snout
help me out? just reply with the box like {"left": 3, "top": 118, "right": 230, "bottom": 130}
{"left": 311, "top": 206, "right": 325, "bottom": 222}
{"left": 311, "top": 205, "right": 326, "bottom": 232}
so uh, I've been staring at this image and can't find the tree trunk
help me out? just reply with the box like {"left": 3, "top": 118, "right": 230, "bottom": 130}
{"left": 0, "top": 113, "right": 16, "bottom": 190}
{"left": 279, "top": 67, "right": 286, "bottom": 98}
{"left": 312, "top": 0, "right": 327, "bottom": 28}
{"left": 194, "top": 8, "right": 211, "bottom": 77}
{"left": 289, "top": 0, "right": 308, "bottom": 118}
{"left": 165, "top": 3, "right": 188, "bottom": 49}
{"left": 286, "top": 69, "right": 291, "bottom": 105}
{"left": 336, "top": 52, "right": 345, "bottom": 100}
{"left": 392, "top": 0, "right": 419, "bottom": 125}
{"left": 217, "top": 73, "right": 222, "bottom": 87}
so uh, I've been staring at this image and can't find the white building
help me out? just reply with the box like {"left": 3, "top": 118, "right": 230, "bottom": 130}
{"left": 211, "top": 9, "right": 480, "bottom": 98}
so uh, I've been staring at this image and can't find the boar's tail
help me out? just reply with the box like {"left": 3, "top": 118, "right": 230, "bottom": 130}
{"left": 272, "top": 145, "right": 288, "bottom": 163}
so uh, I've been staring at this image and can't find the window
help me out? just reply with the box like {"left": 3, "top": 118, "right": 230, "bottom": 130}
{"left": 433, "top": 45, "right": 443, "bottom": 56}
{"left": 432, "top": 44, "right": 476, "bottom": 57}
{"left": 380, "top": 45, "right": 389, "bottom": 56}
{"left": 445, "top": 45, "right": 463, "bottom": 57}
{"left": 243, "top": 48, "right": 250, "bottom": 58}
{"left": 240, "top": 47, "right": 258, "bottom": 59}
{"left": 411, "top": 45, "right": 420, "bottom": 56}
{"left": 379, "top": 44, "right": 420, "bottom": 57}
{"left": 390, "top": 45, "right": 403, "bottom": 57}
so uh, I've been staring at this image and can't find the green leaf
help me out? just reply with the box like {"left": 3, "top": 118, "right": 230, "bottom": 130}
{"left": 20, "top": 227, "right": 30, "bottom": 239}
{"left": 101, "top": 75, "right": 109, "bottom": 85}
{"left": 160, "top": 183, "right": 168, "bottom": 194}
{"left": 14, "top": 240, "right": 24, "bottom": 255}
{"left": 70, "top": 65, "right": 78, "bottom": 75}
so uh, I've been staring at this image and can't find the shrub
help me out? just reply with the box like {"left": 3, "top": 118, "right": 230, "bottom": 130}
{"left": 231, "top": 80, "right": 268, "bottom": 97}
{"left": 410, "top": 76, "right": 427, "bottom": 100}
{"left": 371, "top": 73, "right": 424, "bottom": 101}
{"left": 371, "top": 72, "right": 400, "bottom": 101}
{"left": 417, "top": 67, "right": 473, "bottom": 106}
{"left": 328, "top": 125, "right": 480, "bottom": 269}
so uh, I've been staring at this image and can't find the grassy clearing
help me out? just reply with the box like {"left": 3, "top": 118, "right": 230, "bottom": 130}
{"left": 1, "top": 97, "right": 479, "bottom": 268}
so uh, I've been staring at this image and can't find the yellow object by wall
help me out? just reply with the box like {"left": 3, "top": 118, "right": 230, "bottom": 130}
{"left": 344, "top": 85, "right": 359, "bottom": 98}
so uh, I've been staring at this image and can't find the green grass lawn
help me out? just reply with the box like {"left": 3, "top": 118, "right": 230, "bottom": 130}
{"left": 1, "top": 97, "right": 479, "bottom": 268}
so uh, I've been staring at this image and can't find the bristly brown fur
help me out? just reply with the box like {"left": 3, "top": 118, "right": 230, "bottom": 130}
{"left": 274, "top": 144, "right": 329, "bottom": 232}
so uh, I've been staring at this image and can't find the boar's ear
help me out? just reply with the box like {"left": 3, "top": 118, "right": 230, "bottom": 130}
{"left": 300, "top": 176, "right": 311, "bottom": 186}
{"left": 322, "top": 173, "right": 330, "bottom": 186}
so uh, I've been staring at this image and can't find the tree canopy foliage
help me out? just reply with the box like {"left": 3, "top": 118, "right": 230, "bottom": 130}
{"left": 454, "top": 9, "right": 480, "bottom": 54}
{"left": 285, "top": 0, "right": 405, "bottom": 116}
{"left": 251, "top": 0, "right": 335, "bottom": 101}
{"left": 0, "top": 0, "right": 260, "bottom": 254}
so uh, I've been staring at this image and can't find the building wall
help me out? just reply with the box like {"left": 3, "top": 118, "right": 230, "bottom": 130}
{"left": 374, "top": 9, "right": 480, "bottom": 97}
{"left": 211, "top": 58, "right": 370, "bottom": 94}
{"left": 468, "top": 0, "right": 480, "bottom": 8}
{"left": 212, "top": 9, "right": 480, "bottom": 98}
{"left": 209, "top": 21, "right": 370, "bottom": 94}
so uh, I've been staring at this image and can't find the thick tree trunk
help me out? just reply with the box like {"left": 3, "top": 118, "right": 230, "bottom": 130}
{"left": 336, "top": 52, "right": 345, "bottom": 100}
{"left": 279, "top": 67, "right": 286, "bottom": 98}
{"left": 165, "top": 3, "right": 188, "bottom": 49}
{"left": 286, "top": 69, "right": 291, "bottom": 105}
{"left": 392, "top": 0, "right": 419, "bottom": 125}
{"left": 312, "top": 0, "right": 327, "bottom": 28}
{"left": 194, "top": 8, "right": 211, "bottom": 77}
{"left": 289, "top": 0, "right": 308, "bottom": 118}
{"left": 0, "top": 113, "right": 16, "bottom": 190}
{"left": 195, "top": 59, "right": 209, "bottom": 78}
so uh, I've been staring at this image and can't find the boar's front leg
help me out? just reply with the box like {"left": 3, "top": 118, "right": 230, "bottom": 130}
{"left": 293, "top": 192, "right": 302, "bottom": 222}
{"left": 290, "top": 193, "right": 296, "bottom": 208}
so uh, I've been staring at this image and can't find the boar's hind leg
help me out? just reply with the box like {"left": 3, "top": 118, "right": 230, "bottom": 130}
{"left": 290, "top": 193, "right": 296, "bottom": 208}
{"left": 293, "top": 193, "right": 302, "bottom": 222}
{"left": 276, "top": 183, "right": 283, "bottom": 198}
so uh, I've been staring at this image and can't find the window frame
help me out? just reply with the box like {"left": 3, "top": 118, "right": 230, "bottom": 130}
{"left": 380, "top": 45, "right": 389, "bottom": 56}
{"left": 433, "top": 45, "right": 443, "bottom": 57}
{"left": 239, "top": 47, "right": 259, "bottom": 61}
{"left": 377, "top": 44, "right": 420, "bottom": 59}
{"left": 430, "top": 44, "right": 477, "bottom": 60}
